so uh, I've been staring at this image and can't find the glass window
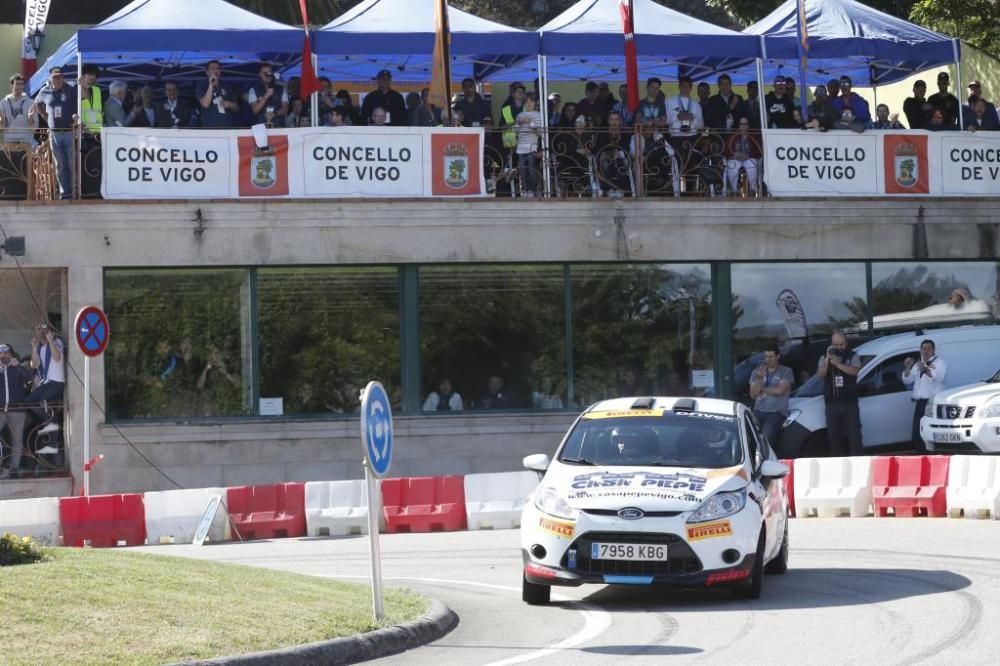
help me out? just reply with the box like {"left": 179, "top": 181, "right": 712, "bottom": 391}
{"left": 571, "top": 264, "right": 713, "bottom": 404}
{"left": 857, "top": 352, "right": 912, "bottom": 397}
{"left": 257, "top": 267, "right": 400, "bottom": 415}
{"left": 732, "top": 263, "right": 867, "bottom": 404}
{"left": 105, "top": 269, "right": 251, "bottom": 419}
{"left": 419, "top": 265, "right": 564, "bottom": 411}
{"left": 870, "top": 262, "right": 1000, "bottom": 332}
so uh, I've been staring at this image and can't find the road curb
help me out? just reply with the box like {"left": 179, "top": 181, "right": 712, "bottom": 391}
{"left": 183, "top": 598, "right": 458, "bottom": 665}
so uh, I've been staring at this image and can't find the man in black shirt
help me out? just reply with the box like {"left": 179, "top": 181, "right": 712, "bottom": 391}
{"left": 704, "top": 74, "right": 745, "bottom": 132}
{"left": 903, "top": 79, "right": 932, "bottom": 129}
{"left": 361, "top": 69, "right": 407, "bottom": 126}
{"left": 927, "top": 71, "right": 960, "bottom": 128}
{"left": 764, "top": 76, "right": 796, "bottom": 128}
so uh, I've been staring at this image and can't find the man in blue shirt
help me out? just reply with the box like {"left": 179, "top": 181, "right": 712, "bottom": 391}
{"left": 831, "top": 76, "right": 871, "bottom": 124}
{"left": 195, "top": 60, "right": 240, "bottom": 128}
{"left": 34, "top": 67, "right": 77, "bottom": 199}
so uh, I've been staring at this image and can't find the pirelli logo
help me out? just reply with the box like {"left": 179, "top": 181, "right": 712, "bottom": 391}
{"left": 539, "top": 517, "right": 575, "bottom": 539}
{"left": 686, "top": 520, "right": 733, "bottom": 541}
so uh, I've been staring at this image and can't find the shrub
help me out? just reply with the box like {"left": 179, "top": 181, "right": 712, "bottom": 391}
{"left": 0, "top": 532, "right": 46, "bottom": 566}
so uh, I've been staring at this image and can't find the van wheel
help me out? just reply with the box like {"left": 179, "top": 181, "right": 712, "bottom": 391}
{"left": 735, "top": 529, "right": 766, "bottom": 600}
{"left": 800, "top": 431, "right": 829, "bottom": 458}
{"left": 765, "top": 521, "right": 789, "bottom": 575}
{"left": 523, "top": 573, "right": 551, "bottom": 605}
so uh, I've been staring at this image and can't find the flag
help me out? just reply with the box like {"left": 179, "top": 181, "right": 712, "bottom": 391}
{"left": 795, "top": 0, "right": 810, "bottom": 113}
{"left": 298, "top": 0, "right": 322, "bottom": 99}
{"left": 21, "top": 0, "right": 53, "bottom": 80}
{"left": 619, "top": 0, "right": 640, "bottom": 112}
{"left": 429, "top": 0, "right": 453, "bottom": 121}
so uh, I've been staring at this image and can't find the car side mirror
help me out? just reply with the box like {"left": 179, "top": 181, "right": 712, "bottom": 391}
{"left": 760, "top": 459, "right": 789, "bottom": 480}
{"left": 523, "top": 453, "right": 550, "bottom": 473}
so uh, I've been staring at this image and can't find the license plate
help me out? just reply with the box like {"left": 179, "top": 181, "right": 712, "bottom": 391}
{"left": 591, "top": 542, "right": 668, "bottom": 561}
{"left": 933, "top": 432, "right": 962, "bottom": 443}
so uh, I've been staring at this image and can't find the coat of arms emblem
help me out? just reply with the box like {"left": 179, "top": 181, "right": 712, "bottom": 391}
{"left": 443, "top": 141, "right": 469, "bottom": 189}
{"left": 251, "top": 146, "right": 278, "bottom": 190}
{"left": 893, "top": 141, "right": 918, "bottom": 188}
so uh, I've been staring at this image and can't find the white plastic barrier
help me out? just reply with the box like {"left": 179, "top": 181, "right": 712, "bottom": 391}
{"left": 947, "top": 456, "right": 1000, "bottom": 520}
{"left": 794, "top": 457, "right": 873, "bottom": 518}
{"left": 464, "top": 471, "right": 539, "bottom": 530}
{"left": 144, "top": 487, "right": 228, "bottom": 545}
{"left": 304, "top": 480, "right": 374, "bottom": 536}
{"left": 0, "top": 497, "right": 61, "bottom": 545}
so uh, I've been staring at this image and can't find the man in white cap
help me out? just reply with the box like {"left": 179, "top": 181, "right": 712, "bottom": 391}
{"left": 0, "top": 344, "right": 32, "bottom": 479}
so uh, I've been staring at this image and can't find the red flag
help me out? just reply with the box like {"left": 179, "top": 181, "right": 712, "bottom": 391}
{"left": 619, "top": 0, "right": 640, "bottom": 112}
{"left": 298, "top": 0, "right": 322, "bottom": 98}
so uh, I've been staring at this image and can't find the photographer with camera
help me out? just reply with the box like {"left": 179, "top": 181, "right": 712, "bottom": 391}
{"left": 902, "top": 339, "right": 947, "bottom": 453}
{"left": 815, "top": 330, "right": 863, "bottom": 456}
{"left": 196, "top": 60, "right": 239, "bottom": 128}
{"left": 748, "top": 342, "right": 793, "bottom": 453}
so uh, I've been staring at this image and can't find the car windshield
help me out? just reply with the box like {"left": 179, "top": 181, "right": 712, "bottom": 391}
{"left": 559, "top": 413, "right": 743, "bottom": 468}
{"left": 791, "top": 353, "right": 876, "bottom": 398}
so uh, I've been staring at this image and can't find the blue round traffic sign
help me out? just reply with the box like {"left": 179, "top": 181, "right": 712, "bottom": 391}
{"left": 361, "top": 381, "right": 393, "bottom": 478}
{"left": 74, "top": 306, "right": 110, "bottom": 357}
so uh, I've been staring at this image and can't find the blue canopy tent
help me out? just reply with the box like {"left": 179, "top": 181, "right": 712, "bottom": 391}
{"left": 30, "top": 0, "right": 304, "bottom": 92}
{"left": 720, "top": 0, "right": 958, "bottom": 86}
{"left": 312, "top": 0, "right": 539, "bottom": 83}
{"left": 494, "top": 0, "right": 761, "bottom": 83}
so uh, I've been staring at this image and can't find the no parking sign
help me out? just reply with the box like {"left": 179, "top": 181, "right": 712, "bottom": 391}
{"left": 74, "top": 305, "right": 110, "bottom": 497}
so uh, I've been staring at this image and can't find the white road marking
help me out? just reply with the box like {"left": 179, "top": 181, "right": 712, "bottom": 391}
{"left": 330, "top": 574, "right": 612, "bottom": 665}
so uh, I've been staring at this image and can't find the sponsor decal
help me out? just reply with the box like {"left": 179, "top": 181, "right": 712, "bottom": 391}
{"left": 583, "top": 409, "right": 665, "bottom": 419}
{"left": 539, "top": 517, "right": 575, "bottom": 539}
{"left": 705, "top": 465, "right": 749, "bottom": 481}
{"left": 686, "top": 520, "right": 733, "bottom": 541}
{"left": 673, "top": 411, "right": 735, "bottom": 422}
{"left": 571, "top": 471, "right": 707, "bottom": 493}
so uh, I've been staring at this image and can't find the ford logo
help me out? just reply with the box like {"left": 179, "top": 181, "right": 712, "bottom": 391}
{"left": 618, "top": 507, "right": 644, "bottom": 520}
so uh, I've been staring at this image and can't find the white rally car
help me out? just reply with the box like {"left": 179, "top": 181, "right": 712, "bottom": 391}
{"left": 520, "top": 396, "right": 790, "bottom": 604}
{"left": 920, "top": 367, "right": 1000, "bottom": 453}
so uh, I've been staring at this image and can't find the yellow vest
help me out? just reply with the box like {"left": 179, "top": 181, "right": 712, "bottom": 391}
{"left": 81, "top": 86, "right": 103, "bottom": 133}
{"left": 501, "top": 104, "right": 517, "bottom": 148}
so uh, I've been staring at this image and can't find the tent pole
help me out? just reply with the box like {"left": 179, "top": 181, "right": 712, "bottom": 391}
{"left": 756, "top": 37, "right": 768, "bottom": 200}
{"left": 310, "top": 52, "right": 319, "bottom": 127}
{"left": 538, "top": 54, "right": 552, "bottom": 197}
{"left": 953, "top": 38, "right": 965, "bottom": 130}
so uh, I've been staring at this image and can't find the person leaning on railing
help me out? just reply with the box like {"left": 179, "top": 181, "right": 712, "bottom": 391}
{"left": 33, "top": 67, "right": 77, "bottom": 199}
{"left": 0, "top": 73, "right": 36, "bottom": 146}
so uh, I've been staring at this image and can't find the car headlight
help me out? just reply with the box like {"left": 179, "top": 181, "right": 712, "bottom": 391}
{"left": 687, "top": 488, "right": 747, "bottom": 524}
{"left": 980, "top": 401, "right": 1000, "bottom": 419}
{"left": 924, "top": 400, "right": 935, "bottom": 417}
{"left": 533, "top": 486, "right": 579, "bottom": 521}
{"left": 782, "top": 409, "right": 801, "bottom": 429}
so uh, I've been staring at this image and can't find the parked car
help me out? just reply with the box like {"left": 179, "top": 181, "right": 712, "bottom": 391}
{"left": 781, "top": 325, "right": 1000, "bottom": 456}
{"left": 519, "top": 396, "right": 789, "bottom": 604}
{"left": 920, "top": 367, "right": 1000, "bottom": 453}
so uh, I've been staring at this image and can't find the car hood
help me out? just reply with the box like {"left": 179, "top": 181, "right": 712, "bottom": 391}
{"left": 932, "top": 382, "right": 1000, "bottom": 406}
{"left": 544, "top": 463, "right": 749, "bottom": 513}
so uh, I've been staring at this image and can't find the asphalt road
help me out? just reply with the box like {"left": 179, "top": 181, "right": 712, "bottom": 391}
{"left": 136, "top": 519, "right": 999, "bottom": 665}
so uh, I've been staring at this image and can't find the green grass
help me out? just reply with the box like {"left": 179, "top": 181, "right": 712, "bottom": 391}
{"left": 1, "top": 548, "right": 427, "bottom": 666}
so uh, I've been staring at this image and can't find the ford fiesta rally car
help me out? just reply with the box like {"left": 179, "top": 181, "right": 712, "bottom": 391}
{"left": 520, "top": 397, "right": 790, "bottom": 604}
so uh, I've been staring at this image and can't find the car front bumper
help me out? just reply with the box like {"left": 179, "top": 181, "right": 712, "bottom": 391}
{"left": 921, "top": 415, "right": 1000, "bottom": 453}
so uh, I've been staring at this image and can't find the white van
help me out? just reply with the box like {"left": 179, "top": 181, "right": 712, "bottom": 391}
{"left": 779, "top": 325, "right": 1000, "bottom": 456}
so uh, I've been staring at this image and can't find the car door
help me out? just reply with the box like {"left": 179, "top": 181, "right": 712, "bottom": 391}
{"left": 744, "top": 411, "right": 782, "bottom": 558}
{"left": 857, "top": 351, "right": 917, "bottom": 446}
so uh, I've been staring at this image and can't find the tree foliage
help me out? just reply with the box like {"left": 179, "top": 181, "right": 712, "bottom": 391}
{"left": 910, "top": 0, "right": 1000, "bottom": 56}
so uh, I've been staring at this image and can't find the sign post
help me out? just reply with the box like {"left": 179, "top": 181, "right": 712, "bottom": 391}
{"left": 73, "top": 306, "right": 110, "bottom": 497}
{"left": 360, "top": 380, "right": 393, "bottom": 622}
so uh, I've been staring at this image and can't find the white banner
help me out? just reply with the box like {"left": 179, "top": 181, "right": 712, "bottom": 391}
{"left": 22, "top": 0, "right": 53, "bottom": 60}
{"left": 764, "top": 129, "right": 1000, "bottom": 197}
{"left": 101, "top": 126, "right": 486, "bottom": 200}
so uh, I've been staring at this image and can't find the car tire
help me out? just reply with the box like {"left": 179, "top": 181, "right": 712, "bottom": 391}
{"left": 523, "top": 573, "right": 551, "bottom": 605}
{"left": 735, "top": 528, "right": 766, "bottom": 600}
{"left": 765, "top": 521, "right": 789, "bottom": 575}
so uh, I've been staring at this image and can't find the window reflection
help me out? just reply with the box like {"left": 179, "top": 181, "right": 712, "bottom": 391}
{"left": 105, "top": 269, "right": 251, "bottom": 419}
{"left": 257, "top": 267, "right": 400, "bottom": 415}
{"left": 420, "top": 265, "right": 564, "bottom": 411}
{"left": 731, "top": 263, "right": 867, "bottom": 403}
{"left": 870, "top": 262, "right": 1000, "bottom": 331}
{"left": 571, "top": 264, "right": 713, "bottom": 404}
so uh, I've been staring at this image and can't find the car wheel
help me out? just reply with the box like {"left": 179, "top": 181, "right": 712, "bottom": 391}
{"left": 800, "top": 431, "right": 829, "bottom": 458}
{"left": 765, "top": 520, "right": 789, "bottom": 575}
{"left": 735, "top": 528, "right": 765, "bottom": 600}
{"left": 523, "top": 573, "right": 551, "bottom": 605}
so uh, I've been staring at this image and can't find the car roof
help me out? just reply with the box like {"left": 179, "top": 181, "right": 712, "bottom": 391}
{"left": 854, "top": 324, "right": 1000, "bottom": 357}
{"left": 586, "top": 396, "right": 740, "bottom": 417}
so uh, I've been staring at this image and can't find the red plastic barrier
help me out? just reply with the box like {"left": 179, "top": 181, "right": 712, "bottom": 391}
{"left": 780, "top": 459, "right": 796, "bottom": 517}
{"left": 59, "top": 494, "right": 146, "bottom": 547}
{"left": 872, "top": 455, "right": 950, "bottom": 518}
{"left": 381, "top": 476, "right": 467, "bottom": 533}
{"left": 226, "top": 482, "right": 306, "bottom": 540}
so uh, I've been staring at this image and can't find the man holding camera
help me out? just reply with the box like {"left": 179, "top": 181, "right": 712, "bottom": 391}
{"left": 196, "top": 60, "right": 239, "bottom": 128}
{"left": 815, "top": 331, "right": 863, "bottom": 456}
{"left": 902, "top": 339, "right": 947, "bottom": 453}
{"left": 748, "top": 342, "right": 793, "bottom": 453}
